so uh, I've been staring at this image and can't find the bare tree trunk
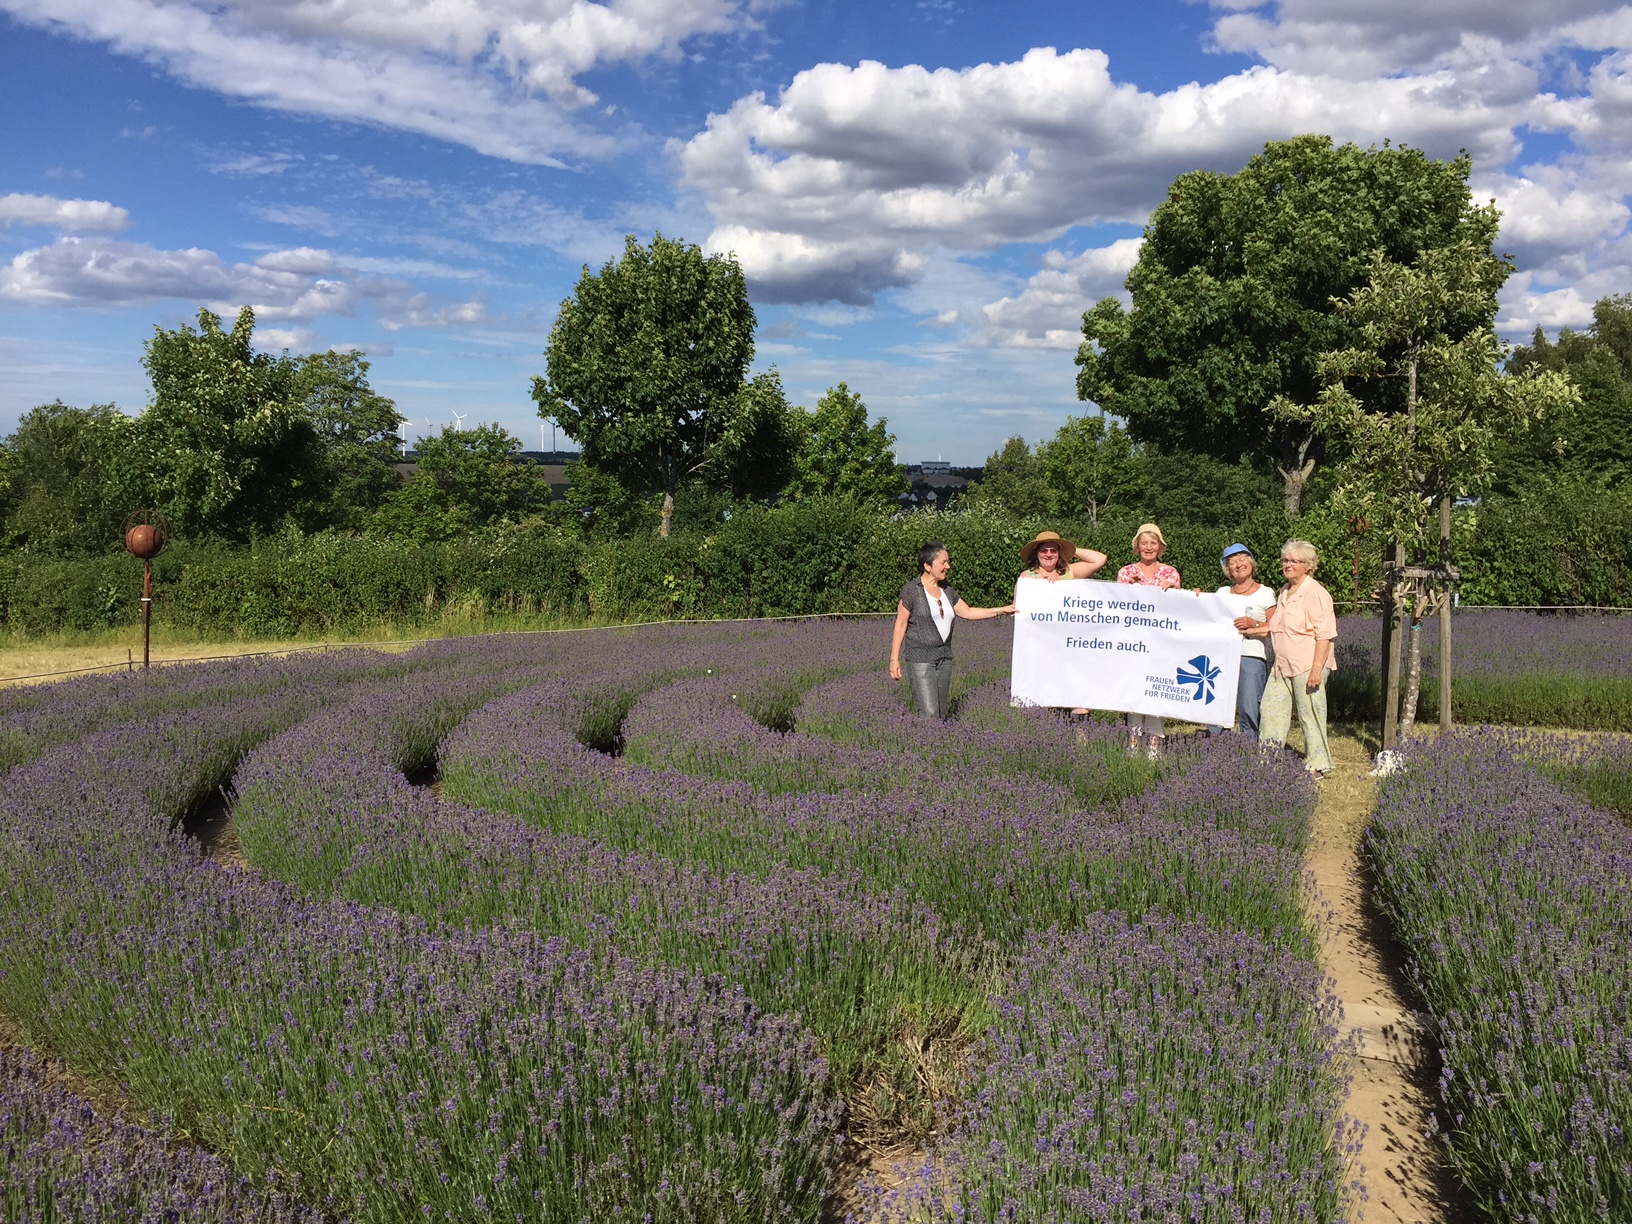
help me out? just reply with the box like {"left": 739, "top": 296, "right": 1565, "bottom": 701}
{"left": 1276, "top": 430, "right": 1317, "bottom": 518}
{"left": 1399, "top": 588, "right": 1423, "bottom": 738}
{"left": 659, "top": 492, "right": 674, "bottom": 538}
{"left": 1439, "top": 495, "right": 1452, "bottom": 732}
{"left": 1381, "top": 541, "right": 1404, "bottom": 750}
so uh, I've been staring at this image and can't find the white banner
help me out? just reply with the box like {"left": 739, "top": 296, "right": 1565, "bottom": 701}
{"left": 1010, "top": 579, "right": 1244, "bottom": 720}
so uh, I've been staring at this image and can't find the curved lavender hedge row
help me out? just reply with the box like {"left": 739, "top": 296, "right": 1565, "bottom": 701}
{"left": 0, "top": 648, "right": 408, "bottom": 773}
{"left": 1366, "top": 729, "right": 1632, "bottom": 1220}
{"left": 442, "top": 674, "right": 1315, "bottom": 949}
{"left": 231, "top": 681, "right": 985, "bottom": 1139}
{"left": 1534, "top": 732, "right": 1632, "bottom": 823}
{"left": 870, "top": 915, "right": 1355, "bottom": 1223}
{"left": 625, "top": 669, "right": 1154, "bottom": 809}
{"left": 1, "top": 681, "right": 843, "bottom": 1220}
{"left": 1, "top": 1042, "right": 325, "bottom": 1223}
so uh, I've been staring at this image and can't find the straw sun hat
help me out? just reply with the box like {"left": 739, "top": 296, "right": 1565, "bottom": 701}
{"left": 1021, "top": 530, "right": 1077, "bottom": 570}
{"left": 1132, "top": 522, "right": 1168, "bottom": 553}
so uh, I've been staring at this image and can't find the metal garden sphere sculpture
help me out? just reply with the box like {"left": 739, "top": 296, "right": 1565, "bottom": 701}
{"left": 122, "top": 511, "right": 174, "bottom": 668}
{"left": 124, "top": 522, "right": 166, "bottom": 560}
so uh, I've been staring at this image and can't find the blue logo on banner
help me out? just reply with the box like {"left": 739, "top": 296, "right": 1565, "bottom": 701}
{"left": 1177, "top": 655, "right": 1220, "bottom": 704}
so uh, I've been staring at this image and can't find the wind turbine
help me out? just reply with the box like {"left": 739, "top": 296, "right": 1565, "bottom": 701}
{"left": 398, "top": 420, "right": 408, "bottom": 458}
{"left": 451, "top": 410, "right": 469, "bottom": 431}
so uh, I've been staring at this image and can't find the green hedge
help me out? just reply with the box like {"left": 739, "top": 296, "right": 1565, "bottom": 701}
{"left": 0, "top": 494, "right": 1620, "bottom": 639}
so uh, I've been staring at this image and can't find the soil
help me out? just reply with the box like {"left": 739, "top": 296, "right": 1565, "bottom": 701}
{"left": 0, "top": 1009, "right": 151, "bottom": 1134}
{"left": 1308, "top": 730, "right": 1469, "bottom": 1224}
{"left": 182, "top": 787, "right": 249, "bottom": 870}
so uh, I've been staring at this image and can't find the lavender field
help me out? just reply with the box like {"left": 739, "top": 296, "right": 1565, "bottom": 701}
{"left": 1328, "top": 610, "right": 1632, "bottom": 729}
{"left": 0, "top": 618, "right": 1361, "bottom": 1220}
{"left": 1367, "top": 730, "right": 1632, "bottom": 1220}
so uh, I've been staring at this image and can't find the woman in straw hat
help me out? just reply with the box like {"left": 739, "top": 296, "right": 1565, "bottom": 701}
{"left": 1016, "top": 531, "right": 1107, "bottom": 717}
{"left": 1017, "top": 530, "right": 1108, "bottom": 584}
{"left": 1117, "top": 523, "right": 1181, "bottom": 757}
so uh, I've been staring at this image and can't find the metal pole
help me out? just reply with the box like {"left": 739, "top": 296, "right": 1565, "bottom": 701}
{"left": 1439, "top": 496, "right": 1452, "bottom": 732}
{"left": 142, "top": 559, "right": 152, "bottom": 668}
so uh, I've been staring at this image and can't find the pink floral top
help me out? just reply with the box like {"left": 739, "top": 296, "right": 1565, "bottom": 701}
{"left": 1116, "top": 562, "right": 1181, "bottom": 588}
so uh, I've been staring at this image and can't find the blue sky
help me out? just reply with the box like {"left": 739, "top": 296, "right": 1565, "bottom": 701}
{"left": 4, "top": 0, "right": 1631, "bottom": 464}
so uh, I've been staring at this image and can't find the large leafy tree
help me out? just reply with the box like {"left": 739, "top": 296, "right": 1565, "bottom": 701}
{"left": 370, "top": 423, "right": 547, "bottom": 542}
{"left": 0, "top": 401, "right": 133, "bottom": 554}
{"left": 1076, "top": 135, "right": 1503, "bottom": 516}
{"left": 291, "top": 349, "right": 405, "bottom": 530}
{"left": 783, "top": 382, "right": 908, "bottom": 507}
{"left": 533, "top": 233, "right": 785, "bottom": 535}
{"left": 1036, "top": 413, "right": 1145, "bottom": 525}
{"left": 1503, "top": 294, "right": 1632, "bottom": 485}
{"left": 130, "top": 306, "right": 321, "bottom": 540}
{"left": 964, "top": 436, "right": 1051, "bottom": 517}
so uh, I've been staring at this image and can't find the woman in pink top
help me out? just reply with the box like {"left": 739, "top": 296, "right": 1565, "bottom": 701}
{"left": 1117, "top": 523, "right": 1180, "bottom": 757}
{"left": 1260, "top": 538, "right": 1337, "bottom": 778}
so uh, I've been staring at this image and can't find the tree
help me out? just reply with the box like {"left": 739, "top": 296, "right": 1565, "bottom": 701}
{"left": 532, "top": 233, "right": 783, "bottom": 536}
{"left": 783, "top": 382, "right": 908, "bottom": 507}
{"left": 291, "top": 349, "right": 404, "bottom": 530}
{"left": 370, "top": 423, "right": 547, "bottom": 541}
{"left": 1036, "top": 413, "right": 1145, "bottom": 524}
{"left": 964, "top": 437, "right": 1051, "bottom": 517}
{"left": 700, "top": 370, "right": 800, "bottom": 503}
{"left": 1076, "top": 135, "right": 1503, "bottom": 516}
{"left": 0, "top": 401, "right": 132, "bottom": 554}
{"left": 129, "top": 306, "right": 321, "bottom": 541}
{"left": 1503, "top": 294, "right": 1632, "bottom": 486}
{"left": 1277, "top": 244, "right": 1579, "bottom": 738}
{"left": 1142, "top": 450, "right": 1276, "bottom": 530}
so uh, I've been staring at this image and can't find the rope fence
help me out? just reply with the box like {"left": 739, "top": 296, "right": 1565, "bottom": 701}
{"left": 3, "top": 605, "right": 1627, "bottom": 687}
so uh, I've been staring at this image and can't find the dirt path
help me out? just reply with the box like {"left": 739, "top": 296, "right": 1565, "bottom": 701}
{"left": 1308, "top": 732, "right": 1464, "bottom": 1223}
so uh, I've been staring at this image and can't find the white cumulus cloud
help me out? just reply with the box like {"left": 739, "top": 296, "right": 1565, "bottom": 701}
{"left": 0, "top": 193, "right": 131, "bottom": 233}
{"left": 678, "top": 47, "right": 1537, "bottom": 305}
{"left": 1207, "top": 0, "right": 1624, "bottom": 78}
{"left": 977, "top": 239, "right": 1143, "bottom": 350}
{"left": 0, "top": 236, "right": 488, "bottom": 331}
{"left": 0, "top": 0, "right": 773, "bottom": 164}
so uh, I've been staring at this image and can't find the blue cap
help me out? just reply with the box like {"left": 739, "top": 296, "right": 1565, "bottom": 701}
{"left": 1220, "top": 543, "right": 1254, "bottom": 572}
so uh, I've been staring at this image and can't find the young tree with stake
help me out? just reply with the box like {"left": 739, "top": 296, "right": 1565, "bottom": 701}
{"left": 1273, "top": 241, "right": 1578, "bottom": 743}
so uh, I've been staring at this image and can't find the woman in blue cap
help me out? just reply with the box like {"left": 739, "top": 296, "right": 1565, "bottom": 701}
{"left": 1215, "top": 543, "right": 1275, "bottom": 738}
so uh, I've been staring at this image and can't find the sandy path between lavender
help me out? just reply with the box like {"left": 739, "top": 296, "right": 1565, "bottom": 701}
{"left": 1308, "top": 732, "right": 1466, "bottom": 1223}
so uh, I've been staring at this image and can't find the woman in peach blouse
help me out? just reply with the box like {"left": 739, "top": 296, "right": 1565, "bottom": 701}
{"left": 1260, "top": 538, "right": 1337, "bottom": 778}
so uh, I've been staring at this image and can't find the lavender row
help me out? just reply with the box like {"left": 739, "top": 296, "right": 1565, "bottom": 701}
{"left": 231, "top": 679, "right": 987, "bottom": 1139}
{"left": 866, "top": 915, "right": 1356, "bottom": 1223}
{"left": 0, "top": 616, "right": 866, "bottom": 776}
{"left": 443, "top": 672, "right": 1316, "bottom": 949}
{"left": 1, "top": 1042, "right": 323, "bottom": 1224}
{"left": 1532, "top": 732, "right": 1632, "bottom": 823}
{"left": 623, "top": 669, "right": 1156, "bottom": 811}
{"left": 1366, "top": 730, "right": 1632, "bottom": 1220}
{"left": 1, "top": 686, "right": 842, "bottom": 1219}
{"left": 1332, "top": 610, "right": 1632, "bottom": 679}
